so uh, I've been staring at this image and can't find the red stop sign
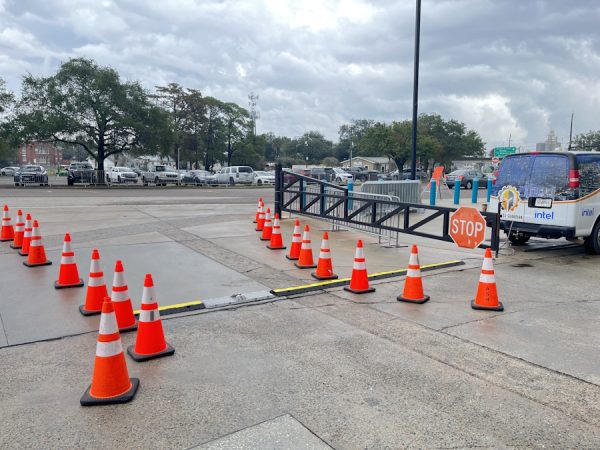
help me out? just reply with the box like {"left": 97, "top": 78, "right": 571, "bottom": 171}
{"left": 449, "top": 207, "right": 486, "bottom": 249}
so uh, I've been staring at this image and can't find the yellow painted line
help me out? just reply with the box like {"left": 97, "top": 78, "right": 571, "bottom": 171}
{"left": 133, "top": 300, "right": 204, "bottom": 316}
{"left": 271, "top": 259, "right": 465, "bottom": 296}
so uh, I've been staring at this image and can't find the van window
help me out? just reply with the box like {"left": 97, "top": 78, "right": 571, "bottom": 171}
{"left": 493, "top": 156, "right": 533, "bottom": 198}
{"left": 238, "top": 166, "right": 253, "bottom": 173}
{"left": 576, "top": 155, "right": 600, "bottom": 197}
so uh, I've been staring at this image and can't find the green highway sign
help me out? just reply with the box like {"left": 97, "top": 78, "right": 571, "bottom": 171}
{"left": 493, "top": 146, "right": 517, "bottom": 158}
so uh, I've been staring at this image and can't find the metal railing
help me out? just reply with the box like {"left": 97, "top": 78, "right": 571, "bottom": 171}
{"left": 274, "top": 164, "right": 500, "bottom": 252}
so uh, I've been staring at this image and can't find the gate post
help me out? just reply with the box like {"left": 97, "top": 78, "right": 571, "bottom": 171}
{"left": 275, "top": 163, "right": 282, "bottom": 218}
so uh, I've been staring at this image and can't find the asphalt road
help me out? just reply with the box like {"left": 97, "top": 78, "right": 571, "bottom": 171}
{"left": 1, "top": 186, "right": 599, "bottom": 449}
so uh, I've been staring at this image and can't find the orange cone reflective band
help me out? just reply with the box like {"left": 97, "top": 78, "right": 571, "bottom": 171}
{"left": 311, "top": 232, "right": 338, "bottom": 280}
{"left": 267, "top": 213, "right": 286, "bottom": 249}
{"left": 54, "top": 233, "right": 84, "bottom": 289}
{"left": 18, "top": 214, "right": 33, "bottom": 256}
{"left": 260, "top": 208, "right": 273, "bottom": 241}
{"left": 111, "top": 260, "right": 137, "bottom": 332}
{"left": 286, "top": 219, "right": 302, "bottom": 260}
{"left": 79, "top": 248, "right": 108, "bottom": 316}
{"left": 472, "top": 248, "right": 504, "bottom": 311}
{"left": 80, "top": 298, "right": 139, "bottom": 406}
{"left": 10, "top": 210, "right": 24, "bottom": 249}
{"left": 294, "top": 224, "right": 317, "bottom": 269}
{"left": 0, "top": 204, "right": 14, "bottom": 242}
{"left": 127, "top": 274, "right": 175, "bottom": 362}
{"left": 344, "top": 240, "right": 375, "bottom": 294}
{"left": 255, "top": 202, "right": 265, "bottom": 231}
{"left": 254, "top": 197, "right": 262, "bottom": 223}
{"left": 23, "top": 220, "right": 52, "bottom": 267}
{"left": 397, "top": 245, "right": 430, "bottom": 304}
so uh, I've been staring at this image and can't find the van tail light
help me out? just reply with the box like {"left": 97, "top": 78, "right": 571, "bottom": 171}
{"left": 492, "top": 170, "right": 499, "bottom": 185}
{"left": 569, "top": 169, "right": 580, "bottom": 188}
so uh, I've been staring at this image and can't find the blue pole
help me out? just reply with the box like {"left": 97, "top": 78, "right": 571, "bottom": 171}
{"left": 486, "top": 178, "right": 493, "bottom": 203}
{"left": 453, "top": 179, "right": 461, "bottom": 205}
{"left": 429, "top": 179, "right": 436, "bottom": 205}
{"left": 348, "top": 180, "right": 354, "bottom": 210}
{"left": 471, "top": 178, "right": 479, "bottom": 204}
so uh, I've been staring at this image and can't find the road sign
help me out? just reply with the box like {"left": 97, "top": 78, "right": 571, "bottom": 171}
{"left": 491, "top": 157, "right": 500, "bottom": 165}
{"left": 449, "top": 207, "right": 486, "bottom": 249}
{"left": 493, "top": 146, "right": 517, "bottom": 158}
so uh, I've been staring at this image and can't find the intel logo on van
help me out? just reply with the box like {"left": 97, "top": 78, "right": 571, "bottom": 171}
{"left": 534, "top": 211, "right": 554, "bottom": 220}
{"left": 582, "top": 208, "right": 594, "bottom": 217}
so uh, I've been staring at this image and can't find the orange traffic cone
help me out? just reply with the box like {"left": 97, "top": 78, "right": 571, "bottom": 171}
{"left": 54, "top": 233, "right": 84, "bottom": 289}
{"left": 286, "top": 219, "right": 302, "bottom": 260}
{"left": 260, "top": 208, "right": 273, "bottom": 241}
{"left": 294, "top": 224, "right": 317, "bottom": 269}
{"left": 311, "top": 232, "right": 338, "bottom": 280}
{"left": 0, "top": 205, "right": 14, "bottom": 242}
{"left": 254, "top": 197, "right": 263, "bottom": 223}
{"left": 472, "top": 248, "right": 504, "bottom": 311}
{"left": 23, "top": 220, "right": 52, "bottom": 267}
{"left": 10, "top": 210, "right": 24, "bottom": 249}
{"left": 344, "top": 240, "right": 375, "bottom": 294}
{"left": 18, "top": 214, "right": 33, "bottom": 256}
{"left": 80, "top": 298, "right": 139, "bottom": 406}
{"left": 111, "top": 260, "right": 137, "bottom": 332}
{"left": 127, "top": 274, "right": 175, "bottom": 362}
{"left": 397, "top": 245, "right": 430, "bottom": 304}
{"left": 79, "top": 249, "right": 108, "bottom": 316}
{"left": 255, "top": 202, "right": 265, "bottom": 231}
{"left": 267, "top": 213, "right": 286, "bottom": 249}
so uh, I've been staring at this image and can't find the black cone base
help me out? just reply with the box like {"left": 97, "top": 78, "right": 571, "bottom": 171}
{"left": 397, "top": 294, "right": 430, "bottom": 304}
{"left": 311, "top": 272, "right": 338, "bottom": 280}
{"left": 127, "top": 343, "right": 175, "bottom": 362}
{"left": 80, "top": 378, "right": 139, "bottom": 406}
{"left": 471, "top": 300, "right": 504, "bottom": 311}
{"left": 10, "top": 244, "right": 22, "bottom": 249}
{"left": 54, "top": 278, "right": 85, "bottom": 289}
{"left": 267, "top": 244, "right": 286, "bottom": 250}
{"left": 118, "top": 322, "right": 138, "bottom": 333}
{"left": 23, "top": 260, "right": 52, "bottom": 267}
{"left": 343, "top": 286, "right": 376, "bottom": 294}
{"left": 285, "top": 255, "right": 299, "bottom": 260}
{"left": 79, "top": 305, "right": 101, "bottom": 316}
{"left": 294, "top": 262, "right": 317, "bottom": 269}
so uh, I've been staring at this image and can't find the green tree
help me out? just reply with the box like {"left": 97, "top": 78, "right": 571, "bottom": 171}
{"left": 573, "top": 130, "right": 600, "bottom": 151}
{"left": 154, "top": 83, "right": 188, "bottom": 168}
{"left": 222, "top": 102, "right": 251, "bottom": 166}
{"left": 12, "top": 58, "right": 172, "bottom": 171}
{"left": 0, "top": 78, "right": 17, "bottom": 165}
{"left": 336, "top": 119, "right": 375, "bottom": 161}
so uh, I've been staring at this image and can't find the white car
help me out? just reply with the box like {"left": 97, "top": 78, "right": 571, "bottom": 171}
{"left": 253, "top": 171, "right": 276, "bottom": 185}
{"left": 106, "top": 166, "right": 138, "bottom": 184}
{"left": 1, "top": 166, "right": 20, "bottom": 176}
{"left": 215, "top": 166, "right": 254, "bottom": 185}
{"left": 332, "top": 167, "right": 353, "bottom": 185}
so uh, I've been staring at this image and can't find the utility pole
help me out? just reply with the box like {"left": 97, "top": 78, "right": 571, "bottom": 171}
{"left": 508, "top": 133, "right": 512, "bottom": 147}
{"left": 248, "top": 92, "right": 259, "bottom": 136}
{"left": 568, "top": 112, "right": 574, "bottom": 150}
{"left": 410, "top": 0, "right": 422, "bottom": 180}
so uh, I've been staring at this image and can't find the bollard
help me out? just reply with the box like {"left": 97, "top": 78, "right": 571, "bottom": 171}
{"left": 348, "top": 180, "right": 354, "bottom": 210}
{"left": 471, "top": 178, "right": 479, "bottom": 204}
{"left": 300, "top": 179, "right": 306, "bottom": 211}
{"left": 453, "top": 179, "right": 461, "bottom": 205}
{"left": 429, "top": 179, "right": 436, "bottom": 206}
{"left": 487, "top": 178, "right": 493, "bottom": 203}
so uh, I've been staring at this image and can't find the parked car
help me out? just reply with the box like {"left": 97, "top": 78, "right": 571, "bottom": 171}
{"left": 253, "top": 171, "right": 276, "bottom": 185}
{"left": 325, "top": 167, "right": 353, "bottom": 185}
{"left": 215, "top": 166, "right": 254, "bottom": 185}
{"left": 344, "top": 167, "right": 378, "bottom": 182}
{"left": 181, "top": 170, "right": 213, "bottom": 186}
{"left": 67, "top": 162, "right": 95, "bottom": 185}
{"left": 310, "top": 167, "right": 329, "bottom": 181}
{"left": 141, "top": 165, "right": 179, "bottom": 186}
{"left": 106, "top": 166, "right": 138, "bottom": 184}
{"left": 14, "top": 165, "right": 48, "bottom": 186}
{"left": 1, "top": 166, "right": 20, "bottom": 176}
{"left": 390, "top": 169, "right": 428, "bottom": 181}
{"left": 445, "top": 169, "right": 487, "bottom": 189}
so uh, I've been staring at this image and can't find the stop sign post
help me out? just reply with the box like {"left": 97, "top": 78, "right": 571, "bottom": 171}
{"left": 449, "top": 207, "right": 486, "bottom": 249}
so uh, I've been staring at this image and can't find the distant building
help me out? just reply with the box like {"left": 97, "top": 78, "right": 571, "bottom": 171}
{"left": 18, "top": 142, "right": 63, "bottom": 166}
{"left": 536, "top": 130, "right": 562, "bottom": 152}
{"left": 340, "top": 156, "right": 396, "bottom": 172}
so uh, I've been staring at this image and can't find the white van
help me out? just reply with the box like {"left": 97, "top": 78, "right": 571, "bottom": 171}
{"left": 215, "top": 166, "right": 254, "bottom": 185}
{"left": 490, "top": 151, "right": 600, "bottom": 254}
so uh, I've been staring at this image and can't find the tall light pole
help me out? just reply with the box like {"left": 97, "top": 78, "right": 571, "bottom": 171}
{"left": 410, "top": 0, "right": 422, "bottom": 180}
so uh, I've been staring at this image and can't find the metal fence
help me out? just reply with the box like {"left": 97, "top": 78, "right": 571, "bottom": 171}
{"left": 361, "top": 180, "right": 421, "bottom": 203}
{"left": 274, "top": 165, "right": 500, "bottom": 252}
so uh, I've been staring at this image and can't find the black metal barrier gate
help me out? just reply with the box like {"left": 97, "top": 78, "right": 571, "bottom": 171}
{"left": 274, "top": 164, "right": 500, "bottom": 253}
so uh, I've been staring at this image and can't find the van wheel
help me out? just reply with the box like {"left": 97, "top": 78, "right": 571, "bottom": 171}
{"left": 508, "top": 232, "right": 531, "bottom": 246}
{"left": 584, "top": 220, "right": 600, "bottom": 255}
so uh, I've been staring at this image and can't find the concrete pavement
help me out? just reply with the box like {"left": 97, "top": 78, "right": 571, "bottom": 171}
{"left": 1, "top": 186, "right": 600, "bottom": 449}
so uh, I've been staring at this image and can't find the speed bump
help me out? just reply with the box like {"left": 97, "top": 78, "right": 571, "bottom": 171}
{"left": 133, "top": 300, "right": 205, "bottom": 317}
{"left": 271, "top": 259, "right": 465, "bottom": 296}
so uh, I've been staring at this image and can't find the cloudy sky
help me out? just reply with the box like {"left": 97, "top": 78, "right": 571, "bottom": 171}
{"left": 1, "top": 0, "right": 599, "bottom": 149}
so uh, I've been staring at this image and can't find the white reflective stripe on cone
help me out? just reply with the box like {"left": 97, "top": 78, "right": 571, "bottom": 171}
{"left": 479, "top": 274, "right": 496, "bottom": 283}
{"left": 99, "top": 311, "right": 119, "bottom": 334}
{"left": 321, "top": 239, "right": 330, "bottom": 250}
{"left": 353, "top": 261, "right": 366, "bottom": 270}
{"left": 90, "top": 259, "right": 101, "bottom": 273}
{"left": 23, "top": 230, "right": 32, "bottom": 237}
{"left": 355, "top": 247, "right": 364, "bottom": 259}
{"left": 61, "top": 256, "right": 76, "bottom": 265}
{"left": 113, "top": 271, "right": 126, "bottom": 287}
{"left": 15, "top": 224, "right": 24, "bottom": 232}
{"left": 111, "top": 290, "right": 130, "bottom": 302}
{"left": 407, "top": 268, "right": 420, "bottom": 277}
{"left": 409, "top": 252, "right": 419, "bottom": 266}
{"left": 319, "top": 251, "right": 331, "bottom": 259}
{"left": 292, "top": 234, "right": 301, "bottom": 242}
{"left": 141, "top": 286, "right": 157, "bottom": 305}
{"left": 139, "top": 309, "right": 161, "bottom": 322}
{"left": 482, "top": 257, "right": 494, "bottom": 271}
{"left": 88, "top": 276, "right": 105, "bottom": 287}
{"left": 29, "top": 239, "right": 41, "bottom": 247}
{"left": 63, "top": 241, "right": 73, "bottom": 253}
{"left": 96, "top": 339, "right": 123, "bottom": 357}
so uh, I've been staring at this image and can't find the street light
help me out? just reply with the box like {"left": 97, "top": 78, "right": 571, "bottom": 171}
{"left": 410, "top": 0, "right": 422, "bottom": 180}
